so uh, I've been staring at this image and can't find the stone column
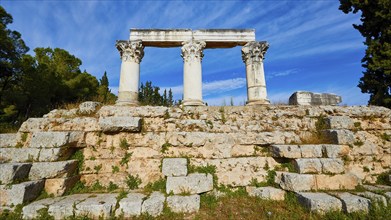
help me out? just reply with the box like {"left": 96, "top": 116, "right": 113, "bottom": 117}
{"left": 115, "top": 40, "right": 144, "bottom": 106}
{"left": 242, "top": 41, "right": 270, "bottom": 105}
{"left": 181, "top": 40, "right": 206, "bottom": 106}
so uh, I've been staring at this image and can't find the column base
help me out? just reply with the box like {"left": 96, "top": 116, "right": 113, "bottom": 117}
{"left": 246, "top": 99, "right": 270, "bottom": 106}
{"left": 182, "top": 99, "right": 205, "bottom": 106}
{"left": 116, "top": 91, "right": 139, "bottom": 106}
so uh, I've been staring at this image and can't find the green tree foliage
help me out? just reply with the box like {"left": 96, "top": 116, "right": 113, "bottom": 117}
{"left": 0, "top": 6, "right": 116, "bottom": 131}
{"left": 138, "top": 81, "right": 175, "bottom": 106}
{"left": 339, "top": 0, "right": 391, "bottom": 108}
{"left": 97, "top": 71, "right": 116, "bottom": 104}
{"left": 0, "top": 6, "right": 29, "bottom": 104}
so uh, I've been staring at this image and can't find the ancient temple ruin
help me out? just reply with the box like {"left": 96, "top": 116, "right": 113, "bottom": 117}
{"left": 116, "top": 29, "right": 269, "bottom": 106}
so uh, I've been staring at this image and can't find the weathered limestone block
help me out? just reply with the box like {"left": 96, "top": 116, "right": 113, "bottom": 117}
{"left": 190, "top": 157, "right": 278, "bottom": 186}
{"left": 99, "top": 116, "right": 141, "bottom": 133}
{"left": 141, "top": 192, "right": 165, "bottom": 217}
{"left": 279, "top": 173, "right": 316, "bottom": 191}
{"left": 362, "top": 185, "right": 391, "bottom": 191}
{"left": 29, "top": 132, "right": 70, "bottom": 148}
{"left": 18, "top": 118, "right": 52, "bottom": 132}
{"left": 75, "top": 193, "right": 117, "bottom": 219}
{"left": 38, "top": 147, "right": 73, "bottom": 162}
{"left": 23, "top": 197, "right": 65, "bottom": 219}
{"left": 325, "top": 116, "right": 353, "bottom": 129}
{"left": 0, "top": 163, "right": 32, "bottom": 184}
{"left": 315, "top": 174, "right": 359, "bottom": 190}
{"left": 0, "top": 133, "right": 17, "bottom": 147}
{"left": 323, "top": 130, "right": 355, "bottom": 145}
{"left": 98, "top": 105, "right": 168, "bottom": 118}
{"left": 81, "top": 159, "right": 125, "bottom": 174}
{"left": 0, "top": 148, "right": 40, "bottom": 162}
{"left": 289, "top": 91, "right": 342, "bottom": 106}
{"left": 246, "top": 186, "right": 286, "bottom": 200}
{"left": 48, "top": 194, "right": 91, "bottom": 219}
{"left": 356, "top": 191, "right": 387, "bottom": 206}
{"left": 385, "top": 192, "right": 391, "bottom": 200}
{"left": 296, "top": 192, "right": 342, "bottom": 213}
{"left": 299, "top": 145, "right": 323, "bottom": 158}
{"left": 44, "top": 176, "right": 80, "bottom": 197}
{"left": 294, "top": 159, "right": 322, "bottom": 174}
{"left": 332, "top": 192, "right": 370, "bottom": 213}
{"left": 78, "top": 101, "right": 101, "bottom": 115}
{"left": 43, "top": 108, "right": 77, "bottom": 118}
{"left": 29, "top": 160, "right": 78, "bottom": 180}
{"left": 166, "top": 173, "right": 213, "bottom": 194}
{"left": 167, "top": 195, "right": 200, "bottom": 213}
{"left": 162, "top": 158, "right": 187, "bottom": 177}
{"left": 271, "top": 145, "right": 301, "bottom": 158}
{"left": 115, "top": 193, "right": 145, "bottom": 217}
{"left": 322, "top": 145, "right": 350, "bottom": 158}
{"left": 0, "top": 180, "right": 44, "bottom": 206}
{"left": 237, "top": 131, "right": 300, "bottom": 145}
{"left": 320, "top": 158, "right": 344, "bottom": 174}
{"left": 56, "top": 117, "right": 100, "bottom": 132}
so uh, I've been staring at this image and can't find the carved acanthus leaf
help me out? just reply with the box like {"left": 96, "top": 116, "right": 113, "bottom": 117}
{"left": 241, "top": 41, "right": 269, "bottom": 64}
{"left": 116, "top": 40, "right": 144, "bottom": 63}
{"left": 181, "top": 40, "right": 206, "bottom": 62}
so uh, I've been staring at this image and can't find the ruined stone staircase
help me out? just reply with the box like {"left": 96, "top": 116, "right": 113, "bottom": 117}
{"left": 0, "top": 103, "right": 390, "bottom": 218}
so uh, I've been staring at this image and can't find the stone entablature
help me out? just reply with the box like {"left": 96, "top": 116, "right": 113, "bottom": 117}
{"left": 129, "top": 29, "right": 255, "bottom": 48}
{"left": 116, "top": 29, "right": 269, "bottom": 106}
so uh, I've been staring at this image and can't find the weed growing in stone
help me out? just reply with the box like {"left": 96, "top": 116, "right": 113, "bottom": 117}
{"left": 354, "top": 140, "right": 364, "bottom": 146}
{"left": 163, "top": 110, "right": 170, "bottom": 119}
{"left": 70, "top": 149, "right": 84, "bottom": 174}
{"left": 112, "top": 165, "right": 120, "bottom": 174}
{"left": 108, "top": 181, "right": 119, "bottom": 192}
{"left": 376, "top": 170, "right": 391, "bottom": 185}
{"left": 125, "top": 174, "right": 142, "bottom": 190}
{"left": 219, "top": 107, "right": 226, "bottom": 124}
{"left": 161, "top": 142, "right": 172, "bottom": 154}
{"left": 93, "top": 164, "right": 102, "bottom": 173}
{"left": 119, "top": 138, "right": 130, "bottom": 150}
{"left": 21, "top": 133, "right": 28, "bottom": 142}
{"left": 144, "top": 178, "right": 166, "bottom": 194}
{"left": 120, "top": 152, "right": 132, "bottom": 167}
{"left": 205, "top": 120, "right": 213, "bottom": 129}
{"left": 380, "top": 133, "right": 391, "bottom": 141}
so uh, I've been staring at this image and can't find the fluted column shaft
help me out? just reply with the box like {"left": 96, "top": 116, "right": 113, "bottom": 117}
{"left": 181, "top": 40, "right": 206, "bottom": 106}
{"left": 116, "top": 40, "right": 144, "bottom": 106}
{"left": 242, "top": 41, "right": 270, "bottom": 105}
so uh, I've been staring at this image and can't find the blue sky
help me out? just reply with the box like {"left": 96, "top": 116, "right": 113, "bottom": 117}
{"left": 2, "top": 1, "right": 369, "bottom": 105}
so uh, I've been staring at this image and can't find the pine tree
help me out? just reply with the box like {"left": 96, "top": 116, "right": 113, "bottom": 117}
{"left": 339, "top": 0, "right": 391, "bottom": 108}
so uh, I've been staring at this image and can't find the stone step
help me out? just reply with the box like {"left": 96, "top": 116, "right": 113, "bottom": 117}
{"left": 330, "top": 192, "right": 370, "bottom": 213}
{"left": 29, "top": 131, "right": 83, "bottom": 148}
{"left": 99, "top": 116, "right": 141, "bottom": 133}
{"left": 296, "top": 192, "right": 342, "bottom": 213}
{"left": 0, "top": 180, "right": 44, "bottom": 206}
{"left": 167, "top": 195, "right": 200, "bottom": 213}
{"left": 0, "top": 163, "right": 32, "bottom": 185}
{"left": 166, "top": 173, "right": 213, "bottom": 195}
{"left": 75, "top": 193, "right": 118, "bottom": 219}
{"left": 279, "top": 172, "right": 359, "bottom": 191}
{"left": 44, "top": 175, "right": 80, "bottom": 197}
{"left": 355, "top": 191, "right": 388, "bottom": 206}
{"left": 21, "top": 191, "right": 202, "bottom": 219}
{"left": 271, "top": 144, "right": 349, "bottom": 159}
{"left": 29, "top": 160, "right": 78, "bottom": 180}
{"left": 293, "top": 158, "right": 344, "bottom": 174}
{"left": 0, "top": 147, "right": 72, "bottom": 163}
{"left": 0, "top": 133, "right": 17, "bottom": 148}
{"left": 246, "top": 186, "right": 286, "bottom": 201}
{"left": 362, "top": 184, "right": 391, "bottom": 192}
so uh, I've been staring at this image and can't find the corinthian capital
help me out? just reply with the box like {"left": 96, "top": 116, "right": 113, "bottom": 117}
{"left": 181, "top": 40, "right": 206, "bottom": 62}
{"left": 116, "top": 40, "right": 144, "bottom": 63}
{"left": 241, "top": 41, "right": 269, "bottom": 64}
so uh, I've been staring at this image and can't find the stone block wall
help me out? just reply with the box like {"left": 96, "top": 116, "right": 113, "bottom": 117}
{"left": 1, "top": 105, "right": 390, "bottom": 197}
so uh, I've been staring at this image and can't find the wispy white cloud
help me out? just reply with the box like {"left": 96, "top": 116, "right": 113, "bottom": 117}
{"left": 267, "top": 69, "right": 299, "bottom": 79}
